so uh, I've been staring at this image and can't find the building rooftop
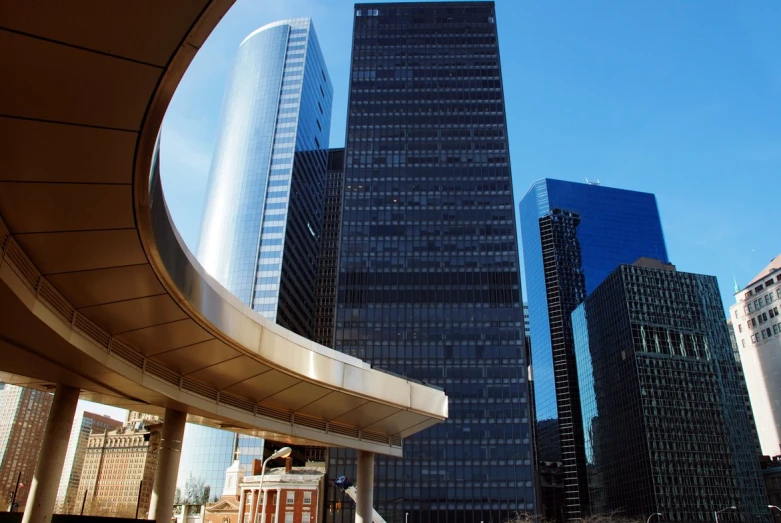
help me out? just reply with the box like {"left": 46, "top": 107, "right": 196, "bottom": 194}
{"left": 742, "top": 253, "right": 781, "bottom": 292}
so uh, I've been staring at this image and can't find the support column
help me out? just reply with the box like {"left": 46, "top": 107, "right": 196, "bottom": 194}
{"left": 356, "top": 451, "right": 374, "bottom": 523}
{"left": 22, "top": 384, "right": 80, "bottom": 523}
{"left": 249, "top": 489, "right": 258, "bottom": 523}
{"left": 238, "top": 489, "right": 247, "bottom": 523}
{"left": 148, "top": 408, "right": 187, "bottom": 523}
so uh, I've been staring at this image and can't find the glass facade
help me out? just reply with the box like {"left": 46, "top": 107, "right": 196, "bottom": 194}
{"left": 188, "top": 19, "right": 333, "bottom": 497}
{"left": 518, "top": 179, "right": 668, "bottom": 520}
{"left": 573, "top": 262, "right": 769, "bottom": 522}
{"left": 329, "top": 4, "right": 534, "bottom": 523}
{"left": 314, "top": 149, "right": 344, "bottom": 347}
{"left": 198, "top": 18, "right": 333, "bottom": 335}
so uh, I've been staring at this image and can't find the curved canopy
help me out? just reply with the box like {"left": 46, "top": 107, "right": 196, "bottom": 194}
{"left": 0, "top": 0, "right": 446, "bottom": 456}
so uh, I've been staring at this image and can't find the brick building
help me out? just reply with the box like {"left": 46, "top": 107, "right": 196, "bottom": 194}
{"left": 0, "top": 384, "right": 53, "bottom": 512}
{"left": 205, "top": 459, "right": 325, "bottom": 523}
{"left": 78, "top": 421, "right": 162, "bottom": 517}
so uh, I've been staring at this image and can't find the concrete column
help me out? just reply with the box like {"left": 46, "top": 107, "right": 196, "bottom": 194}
{"left": 238, "top": 489, "right": 247, "bottom": 523}
{"left": 148, "top": 408, "right": 187, "bottom": 523}
{"left": 22, "top": 384, "right": 80, "bottom": 523}
{"left": 355, "top": 451, "right": 374, "bottom": 523}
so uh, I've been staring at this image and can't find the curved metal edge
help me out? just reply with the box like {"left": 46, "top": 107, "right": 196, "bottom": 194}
{"left": 129, "top": 1, "right": 448, "bottom": 420}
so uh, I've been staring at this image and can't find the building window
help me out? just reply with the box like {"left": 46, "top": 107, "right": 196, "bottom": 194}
{"left": 738, "top": 324, "right": 743, "bottom": 333}
{"left": 286, "top": 492, "right": 295, "bottom": 504}
{"left": 303, "top": 492, "right": 312, "bottom": 505}
{"left": 285, "top": 513, "right": 294, "bottom": 523}
{"left": 741, "top": 339, "right": 746, "bottom": 347}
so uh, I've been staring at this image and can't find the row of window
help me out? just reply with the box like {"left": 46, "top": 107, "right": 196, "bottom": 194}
{"left": 747, "top": 323, "right": 781, "bottom": 344}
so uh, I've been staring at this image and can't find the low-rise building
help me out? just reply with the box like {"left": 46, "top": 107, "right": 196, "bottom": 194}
{"left": 205, "top": 459, "right": 325, "bottom": 523}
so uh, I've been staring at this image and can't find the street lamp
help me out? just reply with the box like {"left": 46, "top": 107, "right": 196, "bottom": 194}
{"left": 647, "top": 512, "right": 662, "bottom": 523}
{"left": 769, "top": 506, "right": 781, "bottom": 520}
{"left": 714, "top": 506, "right": 737, "bottom": 523}
{"left": 258, "top": 447, "right": 292, "bottom": 523}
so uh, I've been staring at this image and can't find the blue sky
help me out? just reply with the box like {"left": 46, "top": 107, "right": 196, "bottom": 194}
{"left": 160, "top": 0, "right": 781, "bottom": 312}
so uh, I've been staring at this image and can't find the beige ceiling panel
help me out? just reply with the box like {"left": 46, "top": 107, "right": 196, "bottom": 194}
{"left": 151, "top": 339, "right": 241, "bottom": 374}
{"left": 262, "top": 382, "right": 332, "bottom": 413}
{"left": 79, "top": 294, "right": 186, "bottom": 335}
{"left": 117, "top": 319, "right": 213, "bottom": 356}
{"left": 0, "top": 183, "right": 134, "bottom": 234}
{"left": 362, "top": 411, "right": 432, "bottom": 436}
{"left": 14, "top": 230, "right": 147, "bottom": 274}
{"left": 185, "top": 356, "right": 272, "bottom": 391}
{"left": 222, "top": 370, "right": 300, "bottom": 403}
{"left": 0, "top": 117, "right": 136, "bottom": 184}
{"left": 47, "top": 264, "right": 164, "bottom": 308}
{"left": 0, "top": 1, "right": 210, "bottom": 67}
{"left": 0, "top": 30, "right": 160, "bottom": 130}
{"left": 331, "top": 402, "right": 402, "bottom": 429}
{"left": 295, "top": 391, "right": 369, "bottom": 421}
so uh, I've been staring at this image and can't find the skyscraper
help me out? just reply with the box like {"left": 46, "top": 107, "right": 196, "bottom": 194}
{"left": 0, "top": 385, "right": 52, "bottom": 512}
{"left": 191, "top": 18, "right": 334, "bottom": 495}
{"left": 519, "top": 179, "right": 668, "bottom": 520}
{"left": 198, "top": 17, "right": 333, "bottom": 335}
{"left": 314, "top": 148, "right": 345, "bottom": 348}
{"left": 330, "top": 3, "right": 534, "bottom": 523}
{"left": 729, "top": 253, "right": 781, "bottom": 456}
{"left": 573, "top": 259, "right": 768, "bottom": 522}
{"left": 55, "top": 411, "right": 122, "bottom": 513}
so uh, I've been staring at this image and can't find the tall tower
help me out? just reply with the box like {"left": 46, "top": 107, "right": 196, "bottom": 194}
{"left": 330, "top": 3, "right": 535, "bottom": 523}
{"left": 519, "top": 179, "right": 668, "bottom": 520}
{"left": 573, "top": 260, "right": 768, "bottom": 522}
{"left": 190, "top": 18, "right": 334, "bottom": 497}
{"left": 198, "top": 18, "right": 333, "bottom": 336}
{"left": 0, "top": 385, "right": 53, "bottom": 512}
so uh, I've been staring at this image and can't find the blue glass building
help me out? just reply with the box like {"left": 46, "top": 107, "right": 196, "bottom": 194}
{"left": 573, "top": 260, "right": 768, "bottom": 522}
{"left": 198, "top": 18, "right": 333, "bottom": 335}
{"left": 519, "top": 179, "right": 668, "bottom": 520}
{"left": 185, "top": 18, "right": 333, "bottom": 496}
{"left": 329, "top": 4, "right": 535, "bottom": 523}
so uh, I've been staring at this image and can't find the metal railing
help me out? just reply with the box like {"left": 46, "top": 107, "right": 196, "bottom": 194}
{"left": 0, "top": 219, "right": 402, "bottom": 450}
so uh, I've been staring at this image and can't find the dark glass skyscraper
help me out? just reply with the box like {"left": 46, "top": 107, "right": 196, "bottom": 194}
{"left": 519, "top": 179, "right": 668, "bottom": 520}
{"left": 329, "top": 3, "right": 534, "bottom": 523}
{"left": 573, "top": 259, "right": 768, "bottom": 522}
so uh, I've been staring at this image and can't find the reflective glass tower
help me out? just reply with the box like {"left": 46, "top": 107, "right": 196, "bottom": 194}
{"left": 573, "top": 260, "right": 768, "bottom": 522}
{"left": 519, "top": 179, "right": 668, "bottom": 520}
{"left": 198, "top": 18, "right": 333, "bottom": 334}
{"left": 187, "top": 18, "right": 333, "bottom": 496}
{"left": 329, "top": 4, "right": 535, "bottom": 523}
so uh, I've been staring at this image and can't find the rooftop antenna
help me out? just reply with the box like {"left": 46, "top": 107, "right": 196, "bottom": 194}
{"left": 585, "top": 178, "right": 601, "bottom": 186}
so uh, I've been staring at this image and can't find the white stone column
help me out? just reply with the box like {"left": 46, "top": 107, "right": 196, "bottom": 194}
{"left": 356, "top": 451, "right": 374, "bottom": 523}
{"left": 22, "top": 384, "right": 80, "bottom": 523}
{"left": 148, "top": 408, "right": 187, "bottom": 523}
{"left": 249, "top": 489, "right": 258, "bottom": 523}
{"left": 238, "top": 488, "right": 247, "bottom": 523}
{"left": 259, "top": 488, "right": 269, "bottom": 523}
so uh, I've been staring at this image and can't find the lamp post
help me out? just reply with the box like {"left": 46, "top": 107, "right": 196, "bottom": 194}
{"left": 714, "top": 506, "right": 737, "bottom": 523}
{"left": 258, "top": 447, "right": 292, "bottom": 523}
{"left": 647, "top": 512, "right": 662, "bottom": 523}
{"left": 769, "top": 506, "right": 781, "bottom": 521}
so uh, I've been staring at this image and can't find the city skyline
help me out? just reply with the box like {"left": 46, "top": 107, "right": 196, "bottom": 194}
{"left": 160, "top": 0, "right": 781, "bottom": 312}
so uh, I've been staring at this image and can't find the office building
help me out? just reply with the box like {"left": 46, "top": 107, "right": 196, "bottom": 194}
{"left": 192, "top": 18, "right": 334, "bottom": 493}
{"left": 330, "top": 4, "right": 534, "bottom": 523}
{"left": 519, "top": 179, "right": 668, "bottom": 520}
{"left": 729, "top": 253, "right": 781, "bottom": 456}
{"left": 79, "top": 422, "right": 162, "bottom": 517}
{"left": 0, "top": 385, "right": 53, "bottom": 512}
{"left": 573, "top": 259, "right": 768, "bottom": 522}
{"left": 55, "top": 411, "right": 122, "bottom": 513}
{"left": 314, "top": 148, "right": 345, "bottom": 347}
{"left": 198, "top": 17, "right": 333, "bottom": 334}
